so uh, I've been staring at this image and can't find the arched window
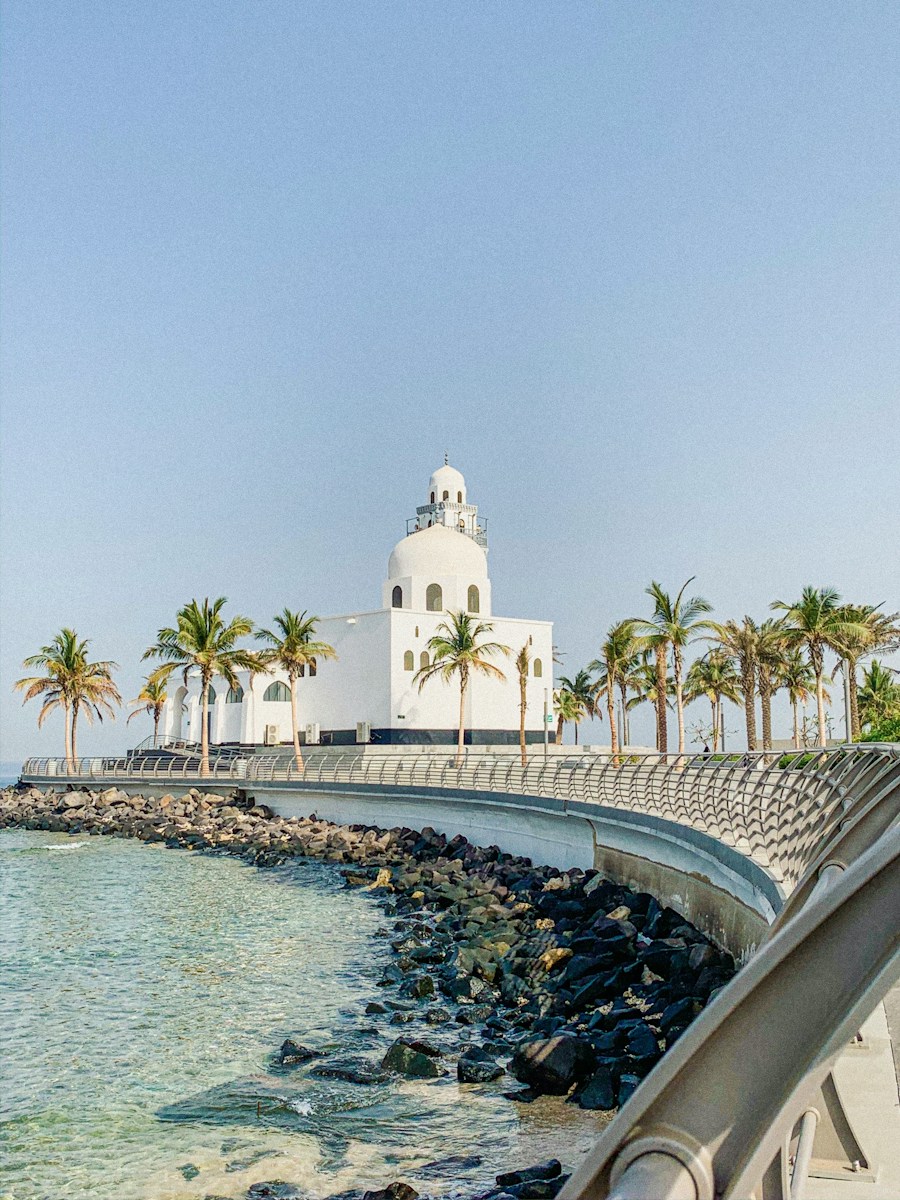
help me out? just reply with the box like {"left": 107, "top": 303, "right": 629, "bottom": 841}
{"left": 308, "top": 658, "right": 317, "bottom": 677}
{"left": 263, "top": 681, "right": 291, "bottom": 702}
{"left": 459, "top": 519, "right": 465, "bottom": 530}
{"left": 403, "top": 650, "right": 415, "bottom": 671}
{"left": 420, "top": 651, "right": 430, "bottom": 669}
{"left": 206, "top": 685, "right": 217, "bottom": 705}
{"left": 467, "top": 585, "right": 480, "bottom": 613}
{"left": 226, "top": 685, "right": 244, "bottom": 704}
{"left": 457, "top": 491, "right": 462, "bottom": 503}
{"left": 392, "top": 585, "right": 403, "bottom": 608}
{"left": 426, "top": 583, "right": 443, "bottom": 611}
{"left": 442, "top": 490, "right": 449, "bottom": 500}
{"left": 430, "top": 491, "right": 435, "bottom": 504}
{"left": 533, "top": 658, "right": 543, "bottom": 678}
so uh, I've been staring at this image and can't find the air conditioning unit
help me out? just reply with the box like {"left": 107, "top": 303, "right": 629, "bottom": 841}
{"left": 263, "top": 724, "right": 279, "bottom": 746}
{"left": 356, "top": 721, "right": 371, "bottom": 744}
{"left": 305, "top": 722, "right": 321, "bottom": 745}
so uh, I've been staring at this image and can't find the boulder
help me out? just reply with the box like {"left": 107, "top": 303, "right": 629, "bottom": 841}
{"left": 577, "top": 1063, "right": 618, "bottom": 1110}
{"left": 510, "top": 1036, "right": 595, "bottom": 1095}
{"left": 362, "top": 1186, "right": 418, "bottom": 1200}
{"left": 496, "top": 1161, "right": 562, "bottom": 1187}
{"left": 278, "top": 1039, "right": 321, "bottom": 1065}
{"left": 381, "top": 1039, "right": 445, "bottom": 1079}
{"left": 457, "top": 1046, "right": 504, "bottom": 1083}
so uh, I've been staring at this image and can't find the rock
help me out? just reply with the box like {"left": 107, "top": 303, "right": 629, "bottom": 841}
{"left": 178, "top": 1163, "right": 200, "bottom": 1180}
{"left": 538, "top": 947, "right": 572, "bottom": 972}
{"left": 577, "top": 1063, "right": 617, "bottom": 1110}
{"left": 402, "top": 975, "right": 435, "bottom": 999}
{"left": 457, "top": 1047, "right": 504, "bottom": 1083}
{"left": 366, "top": 1001, "right": 389, "bottom": 1015}
{"left": 414, "top": 1153, "right": 483, "bottom": 1178}
{"left": 247, "top": 1183, "right": 304, "bottom": 1199}
{"left": 362, "top": 1186, "right": 418, "bottom": 1200}
{"left": 425, "top": 1007, "right": 451, "bottom": 1025}
{"left": 278, "top": 1039, "right": 321, "bottom": 1065}
{"left": 496, "top": 1160, "right": 562, "bottom": 1187}
{"left": 310, "top": 1060, "right": 389, "bottom": 1084}
{"left": 381, "top": 1039, "right": 445, "bottom": 1078}
{"left": 617, "top": 1072, "right": 641, "bottom": 1105}
{"left": 510, "top": 1036, "right": 595, "bottom": 1095}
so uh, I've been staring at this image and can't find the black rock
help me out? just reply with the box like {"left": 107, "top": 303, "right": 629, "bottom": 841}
{"left": 496, "top": 1160, "right": 562, "bottom": 1186}
{"left": 577, "top": 1063, "right": 617, "bottom": 1110}
{"left": 278, "top": 1039, "right": 321, "bottom": 1065}
{"left": 247, "top": 1183, "right": 304, "bottom": 1199}
{"left": 362, "top": 1186, "right": 419, "bottom": 1200}
{"left": 510, "top": 1036, "right": 596, "bottom": 1095}
{"left": 381, "top": 1039, "right": 445, "bottom": 1078}
{"left": 458, "top": 1046, "right": 504, "bottom": 1083}
{"left": 617, "top": 1072, "right": 641, "bottom": 1105}
{"left": 425, "top": 1007, "right": 451, "bottom": 1025}
{"left": 414, "top": 1154, "right": 483, "bottom": 1178}
{"left": 365, "top": 1001, "right": 389, "bottom": 1015}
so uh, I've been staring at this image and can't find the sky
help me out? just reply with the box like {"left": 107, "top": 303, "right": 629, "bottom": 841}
{"left": 2, "top": 1, "right": 899, "bottom": 765}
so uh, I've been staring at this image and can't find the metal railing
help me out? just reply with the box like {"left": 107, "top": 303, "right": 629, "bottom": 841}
{"left": 19, "top": 744, "right": 900, "bottom": 892}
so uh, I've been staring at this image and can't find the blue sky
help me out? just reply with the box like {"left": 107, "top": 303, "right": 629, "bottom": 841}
{"left": 2, "top": 2, "right": 898, "bottom": 763}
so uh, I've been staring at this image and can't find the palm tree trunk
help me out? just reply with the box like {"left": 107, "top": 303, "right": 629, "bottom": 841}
{"left": 655, "top": 644, "right": 668, "bottom": 754}
{"left": 519, "top": 680, "right": 527, "bottom": 768}
{"left": 761, "top": 686, "right": 772, "bottom": 752}
{"left": 290, "top": 675, "right": 304, "bottom": 771}
{"left": 574, "top": 720, "right": 579, "bottom": 746}
{"left": 153, "top": 707, "right": 161, "bottom": 743}
{"left": 556, "top": 714, "right": 564, "bottom": 744}
{"left": 792, "top": 698, "right": 800, "bottom": 750}
{"left": 200, "top": 681, "right": 210, "bottom": 777}
{"left": 71, "top": 701, "right": 79, "bottom": 765}
{"left": 849, "top": 660, "right": 861, "bottom": 740}
{"left": 607, "top": 685, "right": 618, "bottom": 763}
{"left": 64, "top": 702, "right": 74, "bottom": 772}
{"left": 456, "top": 671, "right": 468, "bottom": 768}
{"left": 673, "top": 647, "right": 685, "bottom": 756}
{"left": 710, "top": 697, "right": 718, "bottom": 752}
{"left": 815, "top": 671, "right": 827, "bottom": 748}
{"left": 742, "top": 662, "right": 757, "bottom": 751}
{"left": 618, "top": 681, "right": 629, "bottom": 747}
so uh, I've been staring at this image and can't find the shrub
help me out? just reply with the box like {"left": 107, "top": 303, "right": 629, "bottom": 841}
{"left": 860, "top": 715, "right": 900, "bottom": 743}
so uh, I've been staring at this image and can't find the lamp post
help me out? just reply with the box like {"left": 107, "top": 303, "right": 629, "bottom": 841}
{"left": 843, "top": 658, "right": 853, "bottom": 742}
{"left": 543, "top": 688, "right": 549, "bottom": 757}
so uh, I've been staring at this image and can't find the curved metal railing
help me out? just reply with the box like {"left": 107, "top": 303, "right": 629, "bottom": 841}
{"left": 21, "top": 745, "right": 900, "bottom": 893}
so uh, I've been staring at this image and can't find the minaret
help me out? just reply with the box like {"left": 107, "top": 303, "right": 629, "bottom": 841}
{"left": 412, "top": 460, "right": 487, "bottom": 548}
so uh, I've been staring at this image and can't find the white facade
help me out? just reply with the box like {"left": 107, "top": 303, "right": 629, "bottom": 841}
{"left": 161, "top": 463, "right": 554, "bottom": 747}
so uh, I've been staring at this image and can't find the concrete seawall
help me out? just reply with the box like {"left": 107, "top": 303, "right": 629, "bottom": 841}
{"left": 246, "top": 781, "right": 781, "bottom": 960}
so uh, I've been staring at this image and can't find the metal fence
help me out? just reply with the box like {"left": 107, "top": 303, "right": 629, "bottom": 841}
{"left": 20, "top": 744, "right": 900, "bottom": 892}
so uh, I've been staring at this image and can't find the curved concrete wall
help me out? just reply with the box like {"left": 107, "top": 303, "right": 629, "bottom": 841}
{"left": 251, "top": 781, "right": 782, "bottom": 961}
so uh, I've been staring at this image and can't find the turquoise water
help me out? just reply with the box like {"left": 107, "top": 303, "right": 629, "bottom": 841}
{"left": 0, "top": 830, "right": 599, "bottom": 1200}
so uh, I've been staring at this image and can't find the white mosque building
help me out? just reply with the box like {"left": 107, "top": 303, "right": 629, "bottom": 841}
{"left": 161, "top": 462, "right": 555, "bottom": 748}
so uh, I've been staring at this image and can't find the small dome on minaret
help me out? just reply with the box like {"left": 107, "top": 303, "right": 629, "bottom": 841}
{"left": 427, "top": 459, "right": 466, "bottom": 505}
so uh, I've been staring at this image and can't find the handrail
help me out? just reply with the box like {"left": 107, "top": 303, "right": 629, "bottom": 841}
{"left": 19, "top": 745, "right": 900, "bottom": 891}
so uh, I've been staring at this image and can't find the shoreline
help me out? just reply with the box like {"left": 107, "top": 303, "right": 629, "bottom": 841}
{"left": 1, "top": 784, "right": 736, "bottom": 1199}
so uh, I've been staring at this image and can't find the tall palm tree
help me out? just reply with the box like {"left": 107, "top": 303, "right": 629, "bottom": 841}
{"left": 16, "top": 629, "right": 120, "bottom": 769}
{"left": 772, "top": 588, "right": 869, "bottom": 748}
{"left": 256, "top": 609, "right": 337, "bottom": 770}
{"left": 589, "top": 620, "right": 637, "bottom": 759}
{"left": 127, "top": 677, "right": 169, "bottom": 743}
{"left": 144, "top": 597, "right": 263, "bottom": 776}
{"left": 775, "top": 649, "right": 816, "bottom": 750}
{"left": 709, "top": 617, "right": 761, "bottom": 751}
{"left": 755, "top": 619, "right": 789, "bottom": 752}
{"left": 414, "top": 611, "right": 509, "bottom": 766}
{"left": 858, "top": 660, "right": 900, "bottom": 729}
{"left": 514, "top": 642, "right": 531, "bottom": 767}
{"left": 625, "top": 654, "right": 674, "bottom": 725}
{"left": 555, "top": 669, "right": 599, "bottom": 746}
{"left": 633, "top": 579, "right": 714, "bottom": 756}
{"left": 684, "top": 650, "right": 741, "bottom": 752}
{"left": 832, "top": 605, "right": 900, "bottom": 739}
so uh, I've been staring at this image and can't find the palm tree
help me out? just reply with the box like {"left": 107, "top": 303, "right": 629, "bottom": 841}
{"left": 514, "top": 642, "right": 531, "bottom": 767}
{"left": 127, "top": 677, "right": 169, "bottom": 743}
{"left": 414, "top": 611, "right": 509, "bottom": 766}
{"left": 15, "top": 629, "right": 120, "bottom": 769}
{"left": 832, "top": 606, "right": 900, "bottom": 739}
{"left": 772, "top": 588, "right": 869, "bottom": 748}
{"left": 633, "top": 579, "right": 714, "bottom": 756}
{"left": 709, "top": 618, "right": 762, "bottom": 751}
{"left": 625, "top": 654, "right": 674, "bottom": 729}
{"left": 775, "top": 649, "right": 816, "bottom": 750}
{"left": 756, "top": 619, "right": 789, "bottom": 752}
{"left": 256, "top": 609, "right": 337, "bottom": 770}
{"left": 858, "top": 660, "right": 900, "bottom": 730}
{"left": 144, "top": 597, "right": 263, "bottom": 776}
{"left": 589, "top": 620, "right": 638, "bottom": 759}
{"left": 684, "top": 650, "right": 741, "bottom": 752}
{"left": 555, "top": 669, "right": 599, "bottom": 746}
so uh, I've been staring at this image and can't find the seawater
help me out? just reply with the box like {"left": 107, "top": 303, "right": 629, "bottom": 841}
{"left": 0, "top": 829, "right": 600, "bottom": 1200}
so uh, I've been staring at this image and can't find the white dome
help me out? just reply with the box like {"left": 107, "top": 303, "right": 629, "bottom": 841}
{"left": 388, "top": 523, "right": 487, "bottom": 581}
{"left": 428, "top": 463, "right": 466, "bottom": 501}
